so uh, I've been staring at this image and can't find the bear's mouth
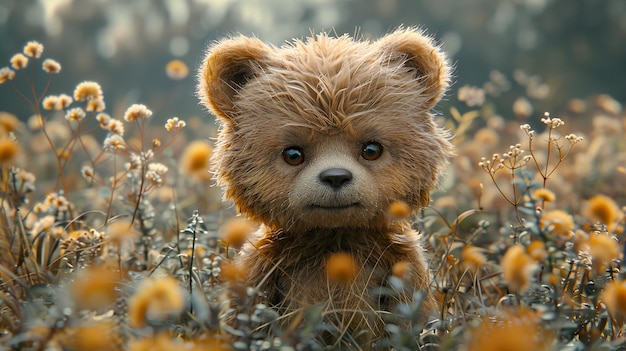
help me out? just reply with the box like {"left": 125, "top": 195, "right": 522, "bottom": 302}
{"left": 309, "top": 202, "right": 361, "bottom": 210}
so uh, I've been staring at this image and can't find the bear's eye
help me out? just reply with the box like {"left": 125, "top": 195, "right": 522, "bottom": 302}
{"left": 282, "top": 147, "right": 304, "bottom": 166}
{"left": 361, "top": 142, "right": 383, "bottom": 161}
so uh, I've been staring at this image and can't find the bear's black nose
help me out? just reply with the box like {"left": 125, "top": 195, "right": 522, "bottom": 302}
{"left": 319, "top": 168, "right": 353, "bottom": 189}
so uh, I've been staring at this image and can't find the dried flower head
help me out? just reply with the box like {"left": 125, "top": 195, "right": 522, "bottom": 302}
{"left": 23, "top": 41, "right": 44, "bottom": 58}
{"left": 601, "top": 279, "right": 626, "bottom": 322}
{"left": 326, "top": 252, "right": 358, "bottom": 284}
{"left": 519, "top": 123, "right": 535, "bottom": 138}
{"left": 85, "top": 98, "right": 106, "bottom": 112}
{"left": 96, "top": 113, "right": 111, "bottom": 127}
{"left": 103, "top": 134, "right": 126, "bottom": 152}
{"left": 128, "top": 332, "right": 185, "bottom": 351}
{"left": 532, "top": 188, "right": 556, "bottom": 203}
{"left": 595, "top": 94, "right": 622, "bottom": 115}
{"left": 55, "top": 94, "right": 73, "bottom": 109}
{"left": 474, "top": 128, "right": 499, "bottom": 145}
{"left": 123, "top": 104, "right": 153, "bottom": 122}
{"left": 42, "top": 58, "right": 61, "bottom": 73}
{"left": 387, "top": 200, "right": 412, "bottom": 218}
{"left": 466, "top": 313, "right": 551, "bottom": 351}
{"left": 0, "top": 137, "right": 19, "bottom": 163}
{"left": 146, "top": 163, "right": 168, "bottom": 187}
{"left": 165, "top": 117, "right": 186, "bottom": 132}
{"left": 165, "top": 59, "right": 189, "bottom": 80}
{"left": 42, "top": 95, "right": 58, "bottom": 110}
{"left": 501, "top": 245, "right": 536, "bottom": 292}
{"left": 461, "top": 245, "right": 487, "bottom": 272}
{"left": 0, "top": 112, "right": 20, "bottom": 133}
{"left": 583, "top": 194, "right": 623, "bottom": 228}
{"left": 106, "top": 219, "right": 135, "bottom": 244}
{"left": 527, "top": 241, "right": 548, "bottom": 261}
{"left": 457, "top": 85, "right": 485, "bottom": 107}
{"left": 107, "top": 119, "right": 125, "bottom": 135}
{"left": 10, "top": 53, "right": 28, "bottom": 69}
{"left": 0, "top": 67, "right": 16, "bottom": 83}
{"left": 220, "top": 261, "right": 246, "bottom": 284}
{"left": 391, "top": 261, "right": 411, "bottom": 279}
{"left": 62, "top": 322, "right": 118, "bottom": 351}
{"left": 221, "top": 217, "right": 254, "bottom": 249}
{"left": 587, "top": 232, "right": 621, "bottom": 273}
{"left": 65, "top": 107, "right": 86, "bottom": 122}
{"left": 540, "top": 210, "right": 574, "bottom": 236}
{"left": 180, "top": 140, "right": 212, "bottom": 180}
{"left": 81, "top": 165, "right": 95, "bottom": 180}
{"left": 541, "top": 112, "right": 564, "bottom": 128}
{"left": 74, "top": 81, "right": 103, "bottom": 101}
{"left": 128, "top": 277, "right": 185, "bottom": 328}
{"left": 565, "top": 133, "right": 583, "bottom": 145}
{"left": 71, "top": 265, "right": 120, "bottom": 310}
{"left": 512, "top": 97, "right": 533, "bottom": 118}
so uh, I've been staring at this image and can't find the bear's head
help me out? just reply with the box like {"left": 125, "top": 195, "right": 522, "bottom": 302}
{"left": 198, "top": 28, "right": 453, "bottom": 233}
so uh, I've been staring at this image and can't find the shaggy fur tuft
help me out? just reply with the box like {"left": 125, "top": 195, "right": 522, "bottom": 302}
{"left": 198, "top": 27, "right": 453, "bottom": 348}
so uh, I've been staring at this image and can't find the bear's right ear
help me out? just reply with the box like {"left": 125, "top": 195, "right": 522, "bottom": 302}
{"left": 197, "top": 36, "right": 272, "bottom": 121}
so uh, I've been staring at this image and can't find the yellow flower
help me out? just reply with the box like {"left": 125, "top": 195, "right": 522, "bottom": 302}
{"left": 220, "top": 261, "right": 246, "bottom": 284}
{"left": 42, "top": 58, "right": 61, "bottom": 73}
{"left": 532, "top": 188, "right": 556, "bottom": 203}
{"left": 527, "top": 240, "right": 548, "bottom": 261}
{"left": 0, "top": 67, "right": 16, "bottom": 83}
{"left": 473, "top": 127, "right": 499, "bottom": 146}
{"left": 42, "top": 95, "right": 58, "bottom": 110}
{"left": 587, "top": 232, "right": 620, "bottom": 273}
{"left": 74, "top": 81, "right": 103, "bottom": 101}
{"left": 221, "top": 217, "right": 254, "bottom": 249}
{"left": 326, "top": 252, "right": 358, "bottom": 284}
{"left": 85, "top": 98, "right": 106, "bottom": 112}
{"left": 583, "top": 194, "right": 623, "bottom": 230}
{"left": 23, "top": 41, "right": 44, "bottom": 58}
{"left": 165, "top": 59, "right": 189, "bottom": 80}
{"left": 391, "top": 261, "right": 411, "bottom": 279}
{"left": 65, "top": 107, "right": 86, "bottom": 122}
{"left": 0, "top": 112, "right": 20, "bottom": 133}
{"left": 55, "top": 94, "right": 73, "bottom": 109}
{"left": 602, "top": 279, "right": 626, "bottom": 323}
{"left": 467, "top": 312, "right": 552, "bottom": 351}
{"left": 165, "top": 117, "right": 186, "bottom": 132}
{"left": 387, "top": 200, "right": 412, "bottom": 218}
{"left": 128, "top": 277, "right": 185, "bottom": 328}
{"left": 106, "top": 219, "right": 136, "bottom": 244}
{"left": 128, "top": 332, "right": 187, "bottom": 351}
{"left": 501, "top": 245, "right": 536, "bottom": 292}
{"left": 62, "top": 322, "right": 118, "bottom": 351}
{"left": 123, "top": 103, "right": 152, "bottom": 122}
{"left": 10, "top": 53, "right": 28, "bottom": 69}
{"left": 461, "top": 245, "right": 487, "bottom": 272}
{"left": 180, "top": 140, "right": 213, "bottom": 180}
{"left": 540, "top": 210, "right": 574, "bottom": 236}
{"left": 107, "top": 119, "right": 125, "bottom": 135}
{"left": 71, "top": 265, "right": 120, "bottom": 310}
{"left": 0, "top": 137, "right": 19, "bottom": 164}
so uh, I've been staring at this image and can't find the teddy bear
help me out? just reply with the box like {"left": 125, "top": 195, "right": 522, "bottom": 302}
{"left": 197, "top": 27, "right": 452, "bottom": 347}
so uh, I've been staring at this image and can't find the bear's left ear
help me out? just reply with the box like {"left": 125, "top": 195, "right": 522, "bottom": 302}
{"left": 197, "top": 36, "right": 272, "bottom": 121}
{"left": 376, "top": 28, "right": 451, "bottom": 110}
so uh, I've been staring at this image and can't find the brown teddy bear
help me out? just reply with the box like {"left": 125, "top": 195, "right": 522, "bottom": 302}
{"left": 197, "top": 27, "right": 452, "bottom": 347}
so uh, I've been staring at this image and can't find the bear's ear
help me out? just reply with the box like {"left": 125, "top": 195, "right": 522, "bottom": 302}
{"left": 376, "top": 28, "right": 451, "bottom": 110}
{"left": 198, "top": 36, "right": 272, "bottom": 121}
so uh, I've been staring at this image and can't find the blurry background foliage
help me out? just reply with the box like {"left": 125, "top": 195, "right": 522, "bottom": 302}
{"left": 1, "top": 0, "right": 625, "bottom": 123}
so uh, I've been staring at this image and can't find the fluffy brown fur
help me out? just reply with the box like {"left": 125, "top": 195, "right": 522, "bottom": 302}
{"left": 197, "top": 28, "right": 453, "bottom": 347}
